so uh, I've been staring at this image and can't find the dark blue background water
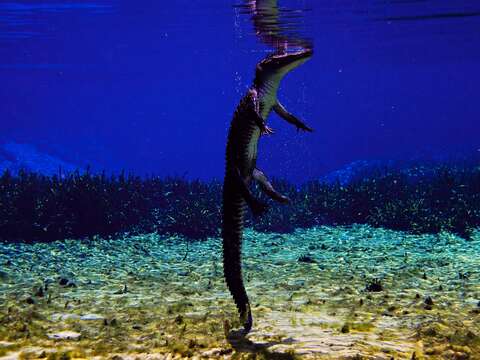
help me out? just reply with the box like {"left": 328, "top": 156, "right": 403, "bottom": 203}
{"left": 1, "top": 1, "right": 479, "bottom": 182}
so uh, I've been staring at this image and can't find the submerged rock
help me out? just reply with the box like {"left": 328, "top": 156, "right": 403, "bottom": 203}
{"left": 298, "top": 254, "right": 316, "bottom": 263}
{"left": 341, "top": 323, "right": 350, "bottom": 333}
{"left": 51, "top": 313, "right": 81, "bottom": 321}
{"left": 47, "top": 331, "right": 81, "bottom": 340}
{"left": 366, "top": 278, "right": 383, "bottom": 292}
{"left": 0, "top": 270, "right": 9, "bottom": 281}
{"left": 0, "top": 341, "right": 14, "bottom": 347}
{"left": 425, "top": 296, "right": 434, "bottom": 305}
{"left": 113, "top": 284, "right": 128, "bottom": 294}
{"left": 425, "top": 296, "right": 434, "bottom": 306}
{"left": 80, "top": 313, "right": 104, "bottom": 321}
{"left": 58, "top": 276, "right": 76, "bottom": 288}
{"left": 34, "top": 285, "right": 44, "bottom": 297}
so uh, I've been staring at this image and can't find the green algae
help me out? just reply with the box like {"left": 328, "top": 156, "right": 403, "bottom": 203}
{"left": 0, "top": 226, "right": 480, "bottom": 359}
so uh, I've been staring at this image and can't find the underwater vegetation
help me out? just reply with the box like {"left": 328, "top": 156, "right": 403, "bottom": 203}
{"left": 0, "top": 169, "right": 221, "bottom": 242}
{"left": 0, "top": 162, "right": 479, "bottom": 243}
{"left": 253, "top": 163, "right": 480, "bottom": 239}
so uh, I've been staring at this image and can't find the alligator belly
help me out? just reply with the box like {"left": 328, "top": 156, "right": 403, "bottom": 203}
{"left": 242, "top": 127, "right": 261, "bottom": 176}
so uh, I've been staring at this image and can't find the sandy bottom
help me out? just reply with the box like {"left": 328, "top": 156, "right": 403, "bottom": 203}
{"left": 1, "top": 225, "right": 479, "bottom": 359}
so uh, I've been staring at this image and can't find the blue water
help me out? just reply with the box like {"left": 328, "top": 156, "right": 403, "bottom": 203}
{"left": 0, "top": 0, "right": 479, "bottom": 183}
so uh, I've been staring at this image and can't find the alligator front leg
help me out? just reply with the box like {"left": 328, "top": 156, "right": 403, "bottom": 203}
{"left": 254, "top": 114, "right": 274, "bottom": 135}
{"left": 250, "top": 88, "right": 275, "bottom": 135}
{"left": 273, "top": 101, "right": 314, "bottom": 132}
{"left": 234, "top": 167, "right": 269, "bottom": 216}
{"left": 253, "top": 168, "right": 290, "bottom": 204}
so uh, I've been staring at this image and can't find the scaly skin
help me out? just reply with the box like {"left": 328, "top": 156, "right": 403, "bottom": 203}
{"left": 222, "top": 49, "right": 313, "bottom": 335}
{"left": 222, "top": 91, "right": 261, "bottom": 334}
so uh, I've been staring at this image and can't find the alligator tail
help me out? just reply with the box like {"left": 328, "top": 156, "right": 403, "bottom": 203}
{"left": 222, "top": 186, "right": 252, "bottom": 333}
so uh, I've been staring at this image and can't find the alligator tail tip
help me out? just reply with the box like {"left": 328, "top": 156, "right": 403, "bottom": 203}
{"left": 241, "top": 307, "right": 253, "bottom": 334}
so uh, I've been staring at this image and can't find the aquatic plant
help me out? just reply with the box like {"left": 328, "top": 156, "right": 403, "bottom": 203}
{"left": 0, "top": 169, "right": 220, "bottom": 242}
{"left": 0, "top": 162, "right": 479, "bottom": 242}
{"left": 365, "top": 278, "right": 383, "bottom": 292}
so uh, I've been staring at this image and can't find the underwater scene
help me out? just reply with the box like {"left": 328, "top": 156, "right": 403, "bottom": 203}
{"left": 1, "top": 0, "right": 479, "bottom": 359}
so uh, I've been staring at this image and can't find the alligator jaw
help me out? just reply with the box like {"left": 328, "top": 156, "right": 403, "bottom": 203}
{"left": 254, "top": 48, "right": 313, "bottom": 115}
{"left": 255, "top": 48, "right": 313, "bottom": 81}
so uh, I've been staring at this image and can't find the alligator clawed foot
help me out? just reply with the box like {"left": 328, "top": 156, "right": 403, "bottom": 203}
{"left": 296, "top": 123, "right": 314, "bottom": 132}
{"left": 251, "top": 200, "right": 269, "bottom": 217}
{"left": 279, "top": 195, "right": 291, "bottom": 204}
{"left": 261, "top": 125, "right": 275, "bottom": 135}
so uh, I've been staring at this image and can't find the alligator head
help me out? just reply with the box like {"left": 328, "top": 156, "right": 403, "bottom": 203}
{"left": 253, "top": 48, "right": 313, "bottom": 116}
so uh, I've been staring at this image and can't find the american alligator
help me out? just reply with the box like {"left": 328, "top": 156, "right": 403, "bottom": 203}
{"left": 222, "top": 48, "right": 313, "bottom": 334}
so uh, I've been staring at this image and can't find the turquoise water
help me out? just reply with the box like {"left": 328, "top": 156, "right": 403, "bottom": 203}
{"left": 0, "top": 0, "right": 479, "bottom": 359}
